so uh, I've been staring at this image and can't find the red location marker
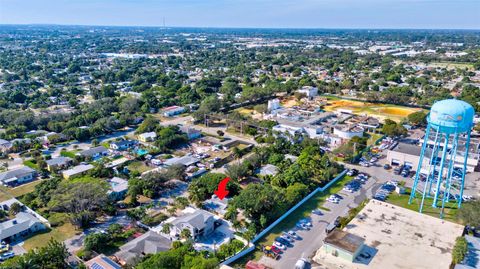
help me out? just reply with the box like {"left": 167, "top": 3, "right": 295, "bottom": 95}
{"left": 214, "top": 177, "right": 230, "bottom": 200}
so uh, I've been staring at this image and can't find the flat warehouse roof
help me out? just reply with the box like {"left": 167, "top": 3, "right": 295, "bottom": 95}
{"left": 314, "top": 200, "right": 464, "bottom": 269}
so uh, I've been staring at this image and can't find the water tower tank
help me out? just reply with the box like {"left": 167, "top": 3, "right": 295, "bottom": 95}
{"left": 410, "top": 99, "right": 475, "bottom": 217}
{"left": 428, "top": 99, "right": 474, "bottom": 133}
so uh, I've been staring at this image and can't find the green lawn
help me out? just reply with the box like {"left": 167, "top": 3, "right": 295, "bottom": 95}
{"left": 0, "top": 179, "right": 45, "bottom": 202}
{"left": 23, "top": 159, "right": 39, "bottom": 170}
{"left": 23, "top": 222, "right": 79, "bottom": 251}
{"left": 386, "top": 188, "right": 459, "bottom": 222}
{"left": 128, "top": 161, "right": 152, "bottom": 173}
{"left": 232, "top": 175, "right": 353, "bottom": 264}
{"left": 60, "top": 150, "right": 77, "bottom": 158}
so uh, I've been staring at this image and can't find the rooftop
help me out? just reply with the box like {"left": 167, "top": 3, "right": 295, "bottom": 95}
{"left": 390, "top": 142, "right": 423, "bottom": 156}
{"left": 85, "top": 254, "right": 122, "bottom": 269}
{"left": 0, "top": 166, "right": 36, "bottom": 182}
{"left": 324, "top": 229, "right": 365, "bottom": 254}
{"left": 115, "top": 231, "right": 171, "bottom": 265}
{"left": 314, "top": 200, "right": 464, "bottom": 269}
{"left": 62, "top": 164, "right": 94, "bottom": 177}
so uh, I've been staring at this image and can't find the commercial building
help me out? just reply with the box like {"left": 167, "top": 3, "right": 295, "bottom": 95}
{"left": 333, "top": 124, "right": 364, "bottom": 139}
{"left": 321, "top": 230, "right": 365, "bottom": 262}
{"left": 297, "top": 86, "right": 318, "bottom": 98}
{"left": 387, "top": 141, "right": 478, "bottom": 172}
{"left": 313, "top": 200, "right": 464, "bottom": 269}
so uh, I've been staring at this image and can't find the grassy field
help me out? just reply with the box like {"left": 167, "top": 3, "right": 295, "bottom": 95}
{"left": 127, "top": 161, "right": 152, "bottom": 173}
{"left": 427, "top": 62, "right": 474, "bottom": 71}
{"left": 322, "top": 95, "right": 424, "bottom": 122}
{"left": 235, "top": 175, "right": 353, "bottom": 264}
{"left": 386, "top": 188, "right": 459, "bottom": 222}
{"left": 0, "top": 179, "right": 44, "bottom": 202}
{"left": 23, "top": 222, "right": 79, "bottom": 251}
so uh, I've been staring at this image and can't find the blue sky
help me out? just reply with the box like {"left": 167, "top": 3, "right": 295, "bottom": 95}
{"left": 0, "top": 0, "right": 479, "bottom": 29}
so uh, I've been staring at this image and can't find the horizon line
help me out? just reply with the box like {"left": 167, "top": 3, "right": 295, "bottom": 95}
{"left": 1, "top": 23, "right": 479, "bottom": 31}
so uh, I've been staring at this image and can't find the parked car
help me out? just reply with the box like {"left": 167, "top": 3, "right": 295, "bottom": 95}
{"left": 287, "top": 230, "right": 300, "bottom": 239}
{"left": 384, "top": 164, "right": 391, "bottom": 170}
{"left": 0, "top": 251, "right": 14, "bottom": 261}
{"left": 273, "top": 241, "right": 286, "bottom": 250}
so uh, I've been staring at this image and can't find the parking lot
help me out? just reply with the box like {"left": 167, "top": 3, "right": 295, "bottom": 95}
{"left": 258, "top": 172, "right": 381, "bottom": 269}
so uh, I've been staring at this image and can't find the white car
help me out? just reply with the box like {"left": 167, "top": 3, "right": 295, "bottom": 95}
{"left": 273, "top": 241, "right": 286, "bottom": 250}
{"left": 288, "top": 230, "right": 299, "bottom": 239}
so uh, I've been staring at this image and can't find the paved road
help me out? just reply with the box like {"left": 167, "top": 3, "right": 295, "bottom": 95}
{"left": 259, "top": 175, "right": 382, "bottom": 269}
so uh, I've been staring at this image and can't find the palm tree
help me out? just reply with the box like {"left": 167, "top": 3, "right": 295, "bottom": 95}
{"left": 180, "top": 228, "right": 191, "bottom": 240}
{"left": 161, "top": 223, "right": 171, "bottom": 235}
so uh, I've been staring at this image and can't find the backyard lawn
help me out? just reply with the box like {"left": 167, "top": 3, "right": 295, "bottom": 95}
{"left": 127, "top": 161, "right": 152, "bottom": 173}
{"left": 386, "top": 188, "right": 459, "bottom": 222}
{"left": 0, "top": 179, "right": 44, "bottom": 202}
{"left": 23, "top": 222, "right": 79, "bottom": 251}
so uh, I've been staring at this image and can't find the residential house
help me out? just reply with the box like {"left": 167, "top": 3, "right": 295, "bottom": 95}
{"left": 115, "top": 231, "right": 171, "bottom": 266}
{"left": 0, "top": 166, "right": 37, "bottom": 187}
{"left": 108, "top": 177, "right": 129, "bottom": 201}
{"left": 138, "top": 132, "right": 157, "bottom": 142}
{"left": 110, "top": 140, "right": 136, "bottom": 151}
{"left": 0, "top": 212, "right": 46, "bottom": 242}
{"left": 46, "top": 157, "right": 73, "bottom": 172}
{"left": 84, "top": 254, "right": 122, "bottom": 269}
{"left": 78, "top": 146, "right": 109, "bottom": 159}
{"left": 180, "top": 126, "right": 202, "bottom": 140}
{"left": 0, "top": 139, "right": 12, "bottom": 153}
{"left": 163, "top": 155, "right": 200, "bottom": 167}
{"left": 162, "top": 106, "right": 185, "bottom": 117}
{"left": 258, "top": 164, "right": 279, "bottom": 177}
{"left": 171, "top": 209, "right": 216, "bottom": 240}
{"left": 62, "top": 164, "right": 94, "bottom": 179}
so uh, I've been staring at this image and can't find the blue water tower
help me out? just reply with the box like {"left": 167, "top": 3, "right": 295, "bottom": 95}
{"left": 409, "top": 99, "right": 475, "bottom": 217}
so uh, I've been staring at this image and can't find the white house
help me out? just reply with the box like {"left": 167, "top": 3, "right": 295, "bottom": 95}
{"left": 171, "top": 209, "right": 216, "bottom": 240}
{"left": 138, "top": 132, "right": 157, "bottom": 142}
{"left": 0, "top": 212, "right": 46, "bottom": 242}
{"left": 267, "top": 99, "right": 281, "bottom": 111}
{"left": 62, "top": 164, "right": 94, "bottom": 179}
{"left": 162, "top": 106, "right": 185, "bottom": 117}
{"left": 297, "top": 86, "right": 318, "bottom": 98}
{"left": 0, "top": 166, "right": 37, "bottom": 187}
{"left": 108, "top": 177, "right": 129, "bottom": 201}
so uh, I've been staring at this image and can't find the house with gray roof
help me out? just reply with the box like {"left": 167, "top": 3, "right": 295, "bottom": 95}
{"left": 115, "top": 231, "right": 171, "bottom": 266}
{"left": 0, "top": 212, "right": 46, "bottom": 242}
{"left": 0, "top": 166, "right": 36, "bottom": 187}
{"left": 108, "top": 177, "right": 129, "bottom": 201}
{"left": 0, "top": 139, "right": 12, "bottom": 153}
{"left": 46, "top": 156, "right": 73, "bottom": 172}
{"left": 171, "top": 209, "right": 215, "bottom": 240}
{"left": 62, "top": 164, "right": 94, "bottom": 179}
{"left": 78, "top": 146, "right": 109, "bottom": 159}
{"left": 163, "top": 155, "right": 200, "bottom": 167}
{"left": 85, "top": 254, "right": 121, "bottom": 269}
{"left": 257, "top": 164, "right": 279, "bottom": 177}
